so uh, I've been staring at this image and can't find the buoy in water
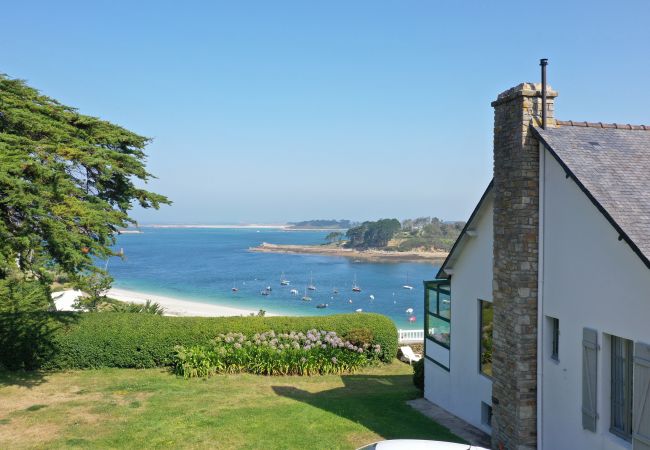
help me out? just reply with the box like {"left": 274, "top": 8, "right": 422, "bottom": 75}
{"left": 408, "top": 316, "right": 417, "bottom": 322}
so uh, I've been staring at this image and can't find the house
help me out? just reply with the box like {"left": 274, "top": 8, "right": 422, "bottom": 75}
{"left": 423, "top": 68, "right": 650, "bottom": 450}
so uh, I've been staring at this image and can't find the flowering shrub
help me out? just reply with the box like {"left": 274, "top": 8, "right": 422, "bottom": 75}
{"left": 173, "top": 329, "right": 382, "bottom": 377}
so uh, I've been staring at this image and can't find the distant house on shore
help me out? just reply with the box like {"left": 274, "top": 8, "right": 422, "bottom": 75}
{"left": 423, "top": 73, "right": 650, "bottom": 449}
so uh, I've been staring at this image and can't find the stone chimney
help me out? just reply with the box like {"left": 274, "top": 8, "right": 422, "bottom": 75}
{"left": 491, "top": 83, "right": 557, "bottom": 450}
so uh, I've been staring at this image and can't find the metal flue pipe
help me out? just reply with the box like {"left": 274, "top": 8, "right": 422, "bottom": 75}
{"left": 540, "top": 58, "right": 548, "bottom": 129}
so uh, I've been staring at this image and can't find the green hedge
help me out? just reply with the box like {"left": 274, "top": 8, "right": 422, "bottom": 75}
{"left": 0, "top": 312, "right": 397, "bottom": 370}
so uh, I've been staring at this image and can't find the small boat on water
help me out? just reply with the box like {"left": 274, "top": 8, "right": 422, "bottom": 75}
{"left": 402, "top": 272, "right": 414, "bottom": 290}
{"left": 348, "top": 299, "right": 353, "bottom": 304}
{"left": 408, "top": 315, "right": 417, "bottom": 322}
{"left": 290, "top": 288, "right": 299, "bottom": 295}
{"left": 405, "top": 307, "right": 414, "bottom": 314}
{"left": 332, "top": 288, "right": 339, "bottom": 295}
{"left": 355, "top": 308, "right": 363, "bottom": 313}
{"left": 352, "top": 274, "right": 361, "bottom": 292}
{"left": 369, "top": 294, "right": 375, "bottom": 300}
{"left": 280, "top": 272, "right": 290, "bottom": 286}
{"left": 301, "top": 287, "right": 312, "bottom": 302}
{"left": 231, "top": 280, "right": 238, "bottom": 292}
{"left": 261, "top": 288, "right": 271, "bottom": 296}
{"left": 316, "top": 303, "right": 328, "bottom": 309}
{"left": 307, "top": 272, "right": 316, "bottom": 291}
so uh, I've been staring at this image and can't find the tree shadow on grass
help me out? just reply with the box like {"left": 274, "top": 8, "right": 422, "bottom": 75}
{"left": 0, "top": 312, "right": 78, "bottom": 387}
{"left": 272, "top": 374, "right": 462, "bottom": 444}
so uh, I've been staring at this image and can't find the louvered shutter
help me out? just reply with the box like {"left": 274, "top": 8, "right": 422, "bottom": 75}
{"left": 633, "top": 342, "right": 650, "bottom": 450}
{"left": 582, "top": 328, "right": 598, "bottom": 431}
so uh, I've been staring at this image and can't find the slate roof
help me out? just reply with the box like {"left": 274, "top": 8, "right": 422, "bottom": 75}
{"left": 534, "top": 124, "right": 650, "bottom": 268}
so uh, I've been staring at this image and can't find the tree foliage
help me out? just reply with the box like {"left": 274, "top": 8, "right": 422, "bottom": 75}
{"left": 325, "top": 231, "right": 344, "bottom": 244}
{"left": 0, "top": 74, "right": 169, "bottom": 307}
{"left": 345, "top": 219, "right": 401, "bottom": 249}
{"left": 399, "top": 217, "right": 464, "bottom": 251}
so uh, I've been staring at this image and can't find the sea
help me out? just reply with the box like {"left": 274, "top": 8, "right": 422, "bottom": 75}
{"left": 109, "top": 228, "right": 440, "bottom": 329}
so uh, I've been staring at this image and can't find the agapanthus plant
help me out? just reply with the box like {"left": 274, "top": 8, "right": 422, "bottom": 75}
{"left": 173, "top": 329, "right": 381, "bottom": 378}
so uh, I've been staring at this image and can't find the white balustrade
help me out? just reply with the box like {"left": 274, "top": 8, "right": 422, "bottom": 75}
{"left": 397, "top": 329, "right": 424, "bottom": 343}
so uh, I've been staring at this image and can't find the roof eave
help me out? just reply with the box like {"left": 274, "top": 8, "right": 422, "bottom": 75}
{"left": 436, "top": 180, "right": 494, "bottom": 279}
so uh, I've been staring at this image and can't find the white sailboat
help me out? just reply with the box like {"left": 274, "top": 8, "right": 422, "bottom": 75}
{"left": 231, "top": 280, "right": 238, "bottom": 292}
{"left": 402, "top": 272, "right": 414, "bottom": 290}
{"left": 352, "top": 274, "right": 361, "bottom": 292}
{"left": 307, "top": 271, "right": 316, "bottom": 291}
{"left": 301, "top": 286, "right": 312, "bottom": 302}
{"left": 280, "top": 272, "right": 290, "bottom": 286}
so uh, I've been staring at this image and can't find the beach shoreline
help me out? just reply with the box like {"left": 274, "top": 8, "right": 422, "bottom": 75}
{"left": 52, "top": 288, "right": 278, "bottom": 317}
{"left": 107, "top": 288, "right": 276, "bottom": 317}
{"left": 249, "top": 242, "right": 448, "bottom": 263}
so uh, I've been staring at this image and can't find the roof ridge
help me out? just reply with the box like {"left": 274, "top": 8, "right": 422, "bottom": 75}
{"left": 556, "top": 120, "right": 650, "bottom": 131}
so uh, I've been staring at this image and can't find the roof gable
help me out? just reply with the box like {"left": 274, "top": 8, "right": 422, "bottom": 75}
{"left": 534, "top": 125, "right": 650, "bottom": 269}
{"left": 436, "top": 181, "right": 493, "bottom": 279}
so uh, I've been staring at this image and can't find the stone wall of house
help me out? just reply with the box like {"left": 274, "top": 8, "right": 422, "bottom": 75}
{"left": 490, "top": 83, "right": 556, "bottom": 450}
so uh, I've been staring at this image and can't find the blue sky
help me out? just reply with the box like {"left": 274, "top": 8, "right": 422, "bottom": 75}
{"left": 2, "top": 1, "right": 649, "bottom": 224}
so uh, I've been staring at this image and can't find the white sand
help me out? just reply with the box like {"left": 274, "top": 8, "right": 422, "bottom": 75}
{"left": 51, "top": 288, "right": 269, "bottom": 317}
{"left": 51, "top": 289, "right": 84, "bottom": 311}
{"left": 106, "top": 288, "right": 270, "bottom": 317}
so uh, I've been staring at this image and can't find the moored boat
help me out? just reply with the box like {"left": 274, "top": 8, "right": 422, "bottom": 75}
{"left": 352, "top": 274, "right": 361, "bottom": 292}
{"left": 402, "top": 272, "right": 414, "bottom": 290}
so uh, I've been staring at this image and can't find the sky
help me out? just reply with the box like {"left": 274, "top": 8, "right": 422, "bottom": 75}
{"left": 2, "top": 1, "right": 650, "bottom": 224}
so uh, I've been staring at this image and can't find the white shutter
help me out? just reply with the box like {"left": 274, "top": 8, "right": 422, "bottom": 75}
{"left": 633, "top": 342, "right": 650, "bottom": 450}
{"left": 582, "top": 327, "right": 598, "bottom": 432}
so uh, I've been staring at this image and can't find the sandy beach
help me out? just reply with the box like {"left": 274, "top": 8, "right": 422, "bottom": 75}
{"left": 249, "top": 242, "right": 448, "bottom": 263}
{"left": 107, "top": 288, "right": 273, "bottom": 317}
{"left": 52, "top": 288, "right": 273, "bottom": 317}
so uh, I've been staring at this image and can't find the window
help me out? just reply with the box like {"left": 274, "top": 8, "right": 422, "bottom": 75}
{"left": 481, "top": 402, "right": 493, "bottom": 428}
{"left": 479, "top": 300, "right": 493, "bottom": 377}
{"left": 611, "top": 335, "right": 633, "bottom": 441}
{"left": 424, "top": 280, "right": 451, "bottom": 348}
{"left": 550, "top": 317, "right": 560, "bottom": 361}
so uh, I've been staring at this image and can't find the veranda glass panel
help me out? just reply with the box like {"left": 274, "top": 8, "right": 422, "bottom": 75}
{"left": 438, "top": 286, "right": 451, "bottom": 320}
{"left": 428, "top": 314, "right": 450, "bottom": 347}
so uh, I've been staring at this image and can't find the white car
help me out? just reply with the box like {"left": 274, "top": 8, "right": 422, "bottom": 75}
{"left": 357, "top": 440, "right": 489, "bottom": 450}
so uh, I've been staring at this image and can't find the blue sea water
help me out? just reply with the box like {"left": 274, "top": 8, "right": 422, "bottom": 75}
{"left": 109, "top": 228, "right": 439, "bottom": 329}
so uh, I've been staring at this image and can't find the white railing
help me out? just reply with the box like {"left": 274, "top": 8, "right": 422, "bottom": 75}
{"left": 398, "top": 329, "right": 424, "bottom": 343}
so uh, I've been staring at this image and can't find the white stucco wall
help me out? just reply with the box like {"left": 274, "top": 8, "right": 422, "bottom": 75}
{"left": 424, "top": 193, "right": 494, "bottom": 434}
{"left": 540, "top": 146, "right": 650, "bottom": 450}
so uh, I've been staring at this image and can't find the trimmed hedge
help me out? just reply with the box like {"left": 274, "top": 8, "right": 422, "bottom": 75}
{"left": 0, "top": 312, "right": 397, "bottom": 370}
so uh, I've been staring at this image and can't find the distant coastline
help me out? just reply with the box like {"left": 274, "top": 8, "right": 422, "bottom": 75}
{"left": 249, "top": 242, "right": 447, "bottom": 263}
{"left": 140, "top": 224, "right": 289, "bottom": 229}
{"left": 136, "top": 224, "right": 346, "bottom": 232}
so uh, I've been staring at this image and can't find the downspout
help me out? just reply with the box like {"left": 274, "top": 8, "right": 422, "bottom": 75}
{"left": 537, "top": 57, "right": 548, "bottom": 449}
{"left": 537, "top": 141, "right": 546, "bottom": 449}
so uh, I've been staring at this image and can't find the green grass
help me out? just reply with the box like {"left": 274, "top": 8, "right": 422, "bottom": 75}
{"left": 0, "top": 361, "right": 461, "bottom": 449}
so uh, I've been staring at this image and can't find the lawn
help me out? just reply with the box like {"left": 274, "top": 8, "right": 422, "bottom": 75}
{"left": 0, "top": 361, "right": 460, "bottom": 449}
